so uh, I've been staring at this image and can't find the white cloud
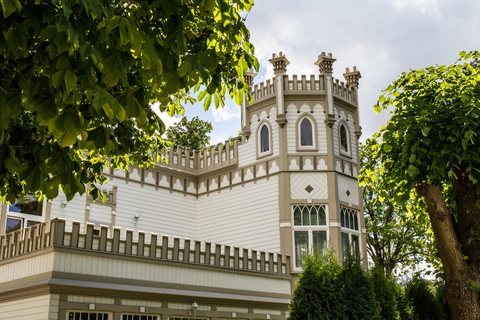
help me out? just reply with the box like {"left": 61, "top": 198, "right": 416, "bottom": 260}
{"left": 151, "top": 102, "right": 181, "bottom": 135}
{"left": 211, "top": 105, "right": 241, "bottom": 122}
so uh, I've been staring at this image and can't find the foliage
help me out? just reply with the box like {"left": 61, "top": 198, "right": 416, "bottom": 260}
{"left": 339, "top": 253, "right": 380, "bottom": 320}
{"left": 368, "top": 50, "right": 480, "bottom": 318}
{"left": 165, "top": 116, "right": 213, "bottom": 150}
{"left": 360, "top": 141, "right": 437, "bottom": 277}
{"left": 394, "top": 280, "right": 415, "bottom": 320}
{"left": 405, "top": 277, "right": 448, "bottom": 320}
{"left": 289, "top": 252, "right": 382, "bottom": 320}
{"left": 0, "top": 0, "right": 258, "bottom": 203}
{"left": 288, "top": 252, "right": 346, "bottom": 320}
{"left": 370, "top": 267, "right": 400, "bottom": 320}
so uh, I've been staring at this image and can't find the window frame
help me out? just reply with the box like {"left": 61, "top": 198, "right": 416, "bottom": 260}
{"left": 5, "top": 194, "right": 46, "bottom": 235}
{"left": 121, "top": 313, "right": 160, "bottom": 320}
{"left": 291, "top": 204, "right": 329, "bottom": 271}
{"left": 339, "top": 206, "right": 361, "bottom": 260}
{"left": 256, "top": 120, "right": 273, "bottom": 159}
{"left": 338, "top": 121, "right": 351, "bottom": 157}
{"left": 66, "top": 311, "right": 113, "bottom": 320}
{"left": 296, "top": 114, "right": 318, "bottom": 151}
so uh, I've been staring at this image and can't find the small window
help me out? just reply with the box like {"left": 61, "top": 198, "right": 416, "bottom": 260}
{"left": 340, "top": 124, "right": 349, "bottom": 154}
{"left": 68, "top": 311, "right": 111, "bottom": 320}
{"left": 5, "top": 217, "right": 22, "bottom": 234}
{"left": 8, "top": 193, "right": 43, "bottom": 216}
{"left": 122, "top": 314, "right": 159, "bottom": 320}
{"left": 260, "top": 124, "right": 269, "bottom": 153}
{"left": 300, "top": 118, "right": 313, "bottom": 146}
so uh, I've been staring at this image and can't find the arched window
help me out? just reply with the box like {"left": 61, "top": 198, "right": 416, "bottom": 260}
{"left": 300, "top": 118, "right": 313, "bottom": 146}
{"left": 260, "top": 124, "right": 269, "bottom": 153}
{"left": 340, "top": 123, "right": 349, "bottom": 154}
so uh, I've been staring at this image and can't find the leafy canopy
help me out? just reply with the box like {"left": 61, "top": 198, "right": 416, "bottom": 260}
{"left": 0, "top": 0, "right": 258, "bottom": 202}
{"left": 360, "top": 141, "right": 437, "bottom": 277}
{"left": 165, "top": 116, "right": 213, "bottom": 150}
{"left": 370, "top": 50, "right": 480, "bottom": 200}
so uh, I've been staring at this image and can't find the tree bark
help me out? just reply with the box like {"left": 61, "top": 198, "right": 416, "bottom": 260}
{"left": 416, "top": 183, "right": 480, "bottom": 320}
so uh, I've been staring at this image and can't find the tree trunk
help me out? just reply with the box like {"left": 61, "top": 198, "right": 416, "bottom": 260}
{"left": 416, "top": 183, "right": 480, "bottom": 320}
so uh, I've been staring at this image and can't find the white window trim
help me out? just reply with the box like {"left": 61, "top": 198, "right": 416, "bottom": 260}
{"left": 340, "top": 206, "right": 362, "bottom": 260}
{"left": 291, "top": 204, "right": 329, "bottom": 271}
{"left": 341, "top": 228, "right": 362, "bottom": 260}
{"left": 5, "top": 199, "right": 47, "bottom": 234}
{"left": 256, "top": 120, "right": 273, "bottom": 159}
{"left": 338, "top": 121, "right": 351, "bottom": 157}
{"left": 296, "top": 114, "right": 318, "bottom": 151}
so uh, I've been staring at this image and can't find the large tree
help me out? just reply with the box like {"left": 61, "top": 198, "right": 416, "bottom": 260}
{"left": 165, "top": 116, "right": 212, "bottom": 150}
{"left": 367, "top": 51, "right": 480, "bottom": 319}
{"left": 0, "top": 0, "right": 257, "bottom": 202}
{"left": 360, "top": 141, "right": 436, "bottom": 277}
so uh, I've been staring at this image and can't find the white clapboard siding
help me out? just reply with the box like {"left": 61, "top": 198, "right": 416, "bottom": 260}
{"left": 88, "top": 203, "right": 112, "bottom": 225}
{"left": 286, "top": 103, "right": 298, "bottom": 154}
{"left": 49, "top": 294, "right": 60, "bottom": 320}
{"left": 315, "top": 104, "right": 328, "bottom": 152}
{"left": 0, "top": 294, "right": 50, "bottom": 320}
{"left": 347, "top": 113, "right": 358, "bottom": 160}
{"left": 50, "top": 191, "right": 88, "bottom": 232}
{"left": 0, "top": 252, "right": 54, "bottom": 283}
{"left": 112, "top": 179, "right": 197, "bottom": 239}
{"left": 333, "top": 107, "right": 356, "bottom": 160}
{"left": 196, "top": 176, "right": 280, "bottom": 252}
{"left": 53, "top": 251, "right": 291, "bottom": 295}
{"left": 238, "top": 107, "right": 279, "bottom": 167}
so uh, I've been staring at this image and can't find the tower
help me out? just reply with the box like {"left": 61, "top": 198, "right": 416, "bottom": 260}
{"left": 241, "top": 52, "right": 365, "bottom": 271}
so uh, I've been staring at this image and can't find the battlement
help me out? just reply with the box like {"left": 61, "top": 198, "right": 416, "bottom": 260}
{"left": 157, "top": 138, "right": 239, "bottom": 174}
{"left": 250, "top": 74, "right": 356, "bottom": 104}
{"left": 0, "top": 219, "right": 291, "bottom": 276}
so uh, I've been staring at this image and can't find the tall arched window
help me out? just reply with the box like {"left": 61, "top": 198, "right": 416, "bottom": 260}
{"left": 300, "top": 118, "right": 313, "bottom": 146}
{"left": 260, "top": 124, "right": 270, "bottom": 153}
{"left": 340, "top": 123, "right": 349, "bottom": 154}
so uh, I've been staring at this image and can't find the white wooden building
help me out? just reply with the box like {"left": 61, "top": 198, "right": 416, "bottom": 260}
{"left": 0, "top": 52, "right": 364, "bottom": 320}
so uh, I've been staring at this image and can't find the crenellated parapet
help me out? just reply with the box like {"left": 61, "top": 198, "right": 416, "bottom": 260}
{"left": 249, "top": 74, "right": 356, "bottom": 104}
{"left": 0, "top": 219, "right": 291, "bottom": 276}
{"left": 157, "top": 138, "right": 239, "bottom": 174}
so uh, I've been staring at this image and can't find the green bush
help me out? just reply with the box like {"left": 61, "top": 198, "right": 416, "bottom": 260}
{"left": 370, "top": 267, "right": 399, "bottom": 320}
{"left": 289, "top": 252, "right": 346, "bottom": 320}
{"left": 393, "top": 281, "right": 414, "bottom": 320}
{"left": 340, "top": 254, "right": 380, "bottom": 319}
{"left": 405, "top": 277, "right": 447, "bottom": 320}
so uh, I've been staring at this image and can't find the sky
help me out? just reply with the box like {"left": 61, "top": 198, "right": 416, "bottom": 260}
{"left": 157, "top": 0, "right": 480, "bottom": 145}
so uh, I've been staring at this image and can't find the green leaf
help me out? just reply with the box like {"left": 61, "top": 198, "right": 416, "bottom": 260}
{"left": 382, "top": 144, "right": 392, "bottom": 153}
{"left": 203, "top": 94, "right": 212, "bottom": 111}
{"left": 65, "top": 66, "right": 77, "bottom": 93}
{"left": 373, "top": 104, "right": 382, "bottom": 114}
{"left": 91, "top": 89, "right": 125, "bottom": 122}
{"left": 197, "top": 91, "right": 207, "bottom": 101}
{"left": 57, "top": 126, "right": 78, "bottom": 147}
{"left": 87, "top": 127, "right": 108, "bottom": 148}
{"left": 421, "top": 126, "right": 430, "bottom": 137}
{"left": 177, "top": 61, "right": 189, "bottom": 77}
{"left": 1, "top": 0, "right": 21, "bottom": 18}
{"left": 45, "top": 176, "right": 60, "bottom": 199}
